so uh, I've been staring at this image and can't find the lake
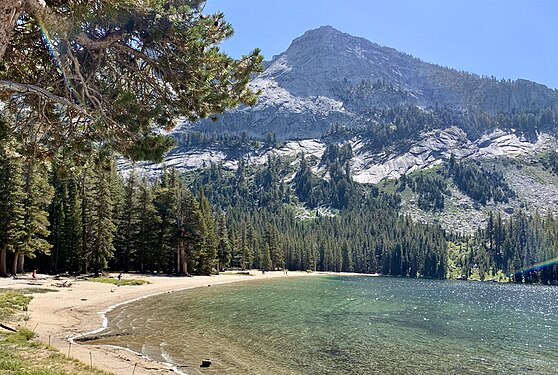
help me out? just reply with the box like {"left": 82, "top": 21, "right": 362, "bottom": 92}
{"left": 92, "top": 276, "right": 558, "bottom": 374}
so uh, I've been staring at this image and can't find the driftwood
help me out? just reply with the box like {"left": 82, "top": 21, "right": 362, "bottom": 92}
{"left": 74, "top": 332, "right": 131, "bottom": 342}
{"left": 0, "top": 323, "right": 17, "bottom": 332}
{"left": 52, "top": 280, "right": 72, "bottom": 288}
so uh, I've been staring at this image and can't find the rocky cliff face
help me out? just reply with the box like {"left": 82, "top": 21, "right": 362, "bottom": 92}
{"left": 351, "top": 127, "right": 556, "bottom": 184}
{"left": 192, "top": 26, "right": 557, "bottom": 140}
{"left": 122, "top": 26, "right": 558, "bottom": 231}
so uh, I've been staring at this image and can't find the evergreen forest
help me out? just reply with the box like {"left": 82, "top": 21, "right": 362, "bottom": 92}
{"left": 2, "top": 136, "right": 558, "bottom": 284}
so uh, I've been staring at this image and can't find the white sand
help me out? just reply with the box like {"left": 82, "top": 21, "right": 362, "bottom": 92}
{"left": 2, "top": 271, "right": 311, "bottom": 374}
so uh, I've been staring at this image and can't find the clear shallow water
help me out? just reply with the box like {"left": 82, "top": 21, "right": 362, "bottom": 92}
{"left": 93, "top": 276, "right": 558, "bottom": 375}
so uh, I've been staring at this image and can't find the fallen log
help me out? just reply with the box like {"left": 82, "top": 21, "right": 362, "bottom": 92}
{"left": 0, "top": 323, "right": 17, "bottom": 332}
{"left": 74, "top": 332, "right": 131, "bottom": 342}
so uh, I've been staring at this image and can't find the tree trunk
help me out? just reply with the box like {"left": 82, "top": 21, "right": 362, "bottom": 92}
{"left": 17, "top": 253, "right": 24, "bottom": 273}
{"left": 0, "top": 1, "right": 49, "bottom": 62}
{"left": 124, "top": 240, "right": 130, "bottom": 272}
{"left": 52, "top": 239, "right": 59, "bottom": 274}
{"left": 176, "top": 245, "right": 181, "bottom": 275}
{"left": 0, "top": 3, "right": 20, "bottom": 61}
{"left": 93, "top": 247, "right": 99, "bottom": 277}
{"left": 176, "top": 240, "right": 189, "bottom": 275}
{"left": 0, "top": 248, "right": 7, "bottom": 276}
{"left": 182, "top": 254, "right": 188, "bottom": 275}
{"left": 81, "top": 258, "right": 88, "bottom": 275}
{"left": 11, "top": 252, "right": 19, "bottom": 276}
{"left": 181, "top": 243, "right": 188, "bottom": 275}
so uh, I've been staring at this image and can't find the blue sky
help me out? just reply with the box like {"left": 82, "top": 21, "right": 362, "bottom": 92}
{"left": 204, "top": 0, "right": 558, "bottom": 89}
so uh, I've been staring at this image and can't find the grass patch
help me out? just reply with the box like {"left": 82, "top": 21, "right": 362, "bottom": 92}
{"left": 3, "top": 327, "right": 40, "bottom": 347}
{"left": 0, "top": 291, "right": 33, "bottom": 321}
{"left": 87, "top": 277, "right": 149, "bottom": 286}
{"left": 0, "top": 290, "right": 113, "bottom": 374}
{"left": 0, "top": 288, "right": 57, "bottom": 295}
{"left": 0, "top": 329, "right": 113, "bottom": 375}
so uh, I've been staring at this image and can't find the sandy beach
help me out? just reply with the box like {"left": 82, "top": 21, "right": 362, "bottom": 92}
{"left": 2, "top": 271, "right": 310, "bottom": 375}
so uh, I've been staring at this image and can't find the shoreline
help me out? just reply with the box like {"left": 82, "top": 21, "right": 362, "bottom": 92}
{"left": 3, "top": 271, "right": 314, "bottom": 375}
{"left": 4, "top": 271, "right": 544, "bottom": 374}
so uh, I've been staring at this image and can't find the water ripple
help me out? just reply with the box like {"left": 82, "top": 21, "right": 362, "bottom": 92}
{"left": 94, "top": 276, "right": 558, "bottom": 375}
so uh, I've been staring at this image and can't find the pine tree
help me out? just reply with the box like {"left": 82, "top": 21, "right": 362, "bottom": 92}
{"left": 228, "top": 227, "right": 240, "bottom": 268}
{"left": 1, "top": 1, "right": 263, "bottom": 162}
{"left": 262, "top": 243, "right": 272, "bottom": 272}
{"left": 79, "top": 160, "right": 97, "bottom": 274}
{"left": 305, "top": 240, "right": 318, "bottom": 272}
{"left": 216, "top": 213, "right": 231, "bottom": 272}
{"left": 135, "top": 176, "right": 161, "bottom": 273}
{"left": 246, "top": 223, "right": 258, "bottom": 269}
{"left": 342, "top": 241, "right": 353, "bottom": 272}
{"left": 49, "top": 161, "right": 84, "bottom": 274}
{"left": 114, "top": 169, "right": 140, "bottom": 271}
{"left": 49, "top": 169, "right": 67, "bottom": 274}
{"left": 196, "top": 189, "right": 217, "bottom": 275}
{"left": 239, "top": 223, "right": 253, "bottom": 269}
{"left": 0, "top": 141, "right": 25, "bottom": 276}
{"left": 293, "top": 153, "right": 313, "bottom": 203}
{"left": 153, "top": 168, "right": 177, "bottom": 272}
{"left": 89, "top": 164, "right": 116, "bottom": 276}
{"left": 64, "top": 173, "right": 83, "bottom": 273}
{"left": 176, "top": 187, "right": 201, "bottom": 275}
{"left": 265, "top": 224, "right": 284, "bottom": 270}
{"left": 15, "top": 158, "right": 54, "bottom": 274}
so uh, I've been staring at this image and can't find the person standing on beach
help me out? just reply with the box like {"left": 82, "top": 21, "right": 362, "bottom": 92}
{"left": 117, "top": 273, "right": 122, "bottom": 287}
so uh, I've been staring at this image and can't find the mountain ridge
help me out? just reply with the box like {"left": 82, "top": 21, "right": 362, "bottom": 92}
{"left": 192, "top": 25, "right": 557, "bottom": 140}
{"left": 120, "top": 26, "right": 558, "bottom": 232}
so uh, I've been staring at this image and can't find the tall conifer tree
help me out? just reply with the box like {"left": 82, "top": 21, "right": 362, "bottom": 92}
{"left": 0, "top": 141, "right": 25, "bottom": 276}
{"left": 177, "top": 189, "right": 202, "bottom": 275}
{"left": 136, "top": 176, "right": 161, "bottom": 273}
{"left": 15, "top": 158, "right": 54, "bottom": 274}
{"left": 216, "top": 213, "right": 231, "bottom": 271}
{"left": 64, "top": 173, "right": 83, "bottom": 273}
{"left": 89, "top": 164, "right": 116, "bottom": 276}
{"left": 154, "top": 168, "right": 177, "bottom": 272}
{"left": 115, "top": 170, "right": 140, "bottom": 271}
{"left": 196, "top": 189, "right": 217, "bottom": 275}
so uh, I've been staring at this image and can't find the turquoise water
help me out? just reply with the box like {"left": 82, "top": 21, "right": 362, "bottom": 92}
{"left": 95, "top": 276, "right": 558, "bottom": 374}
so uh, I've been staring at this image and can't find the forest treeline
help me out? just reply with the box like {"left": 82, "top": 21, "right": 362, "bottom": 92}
{"left": 189, "top": 153, "right": 447, "bottom": 278}
{"left": 325, "top": 104, "right": 558, "bottom": 152}
{"left": 399, "top": 156, "right": 516, "bottom": 212}
{"left": 0, "top": 140, "right": 447, "bottom": 279}
{"left": 456, "top": 211, "right": 558, "bottom": 283}
{"left": 1, "top": 137, "right": 557, "bottom": 283}
{"left": 0, "top": 136, "right": 225, "bottom": 276}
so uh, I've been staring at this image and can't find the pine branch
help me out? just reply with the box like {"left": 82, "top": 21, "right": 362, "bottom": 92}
{"left": 74, "top": 33, "right": 123, "bottom": 50}
{"left": 0, "top": 80, "right": 88, "bottom": 116}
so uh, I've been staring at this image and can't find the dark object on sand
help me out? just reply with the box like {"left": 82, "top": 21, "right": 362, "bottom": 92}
{"left": 0, "top": 323, "right": 17, "bottom": 332}
{"left": 53, "top": 280, "right": 73, "bottom": 288}
{"left": 200, "top": 359, "right": 212, "bottom": 367}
